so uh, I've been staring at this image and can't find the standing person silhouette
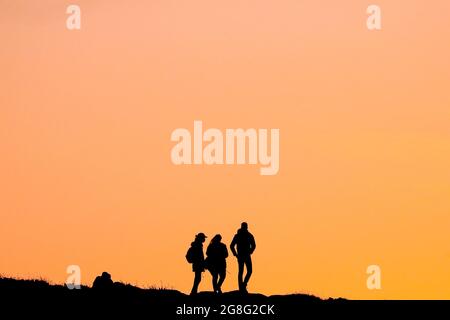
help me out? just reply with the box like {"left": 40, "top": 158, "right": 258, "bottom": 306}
{"left": 186, "top": 233, "right": 207, "bottom": 295}
{"left": 206, "top": 234, "right": 228, "bottom": 294}
{"left": 230, "top": 222, "right": 256, "bottom": 293}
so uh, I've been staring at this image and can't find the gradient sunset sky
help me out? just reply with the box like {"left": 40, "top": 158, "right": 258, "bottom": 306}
{"left": 1, "top": 1, "right": 450, "bottom": 299}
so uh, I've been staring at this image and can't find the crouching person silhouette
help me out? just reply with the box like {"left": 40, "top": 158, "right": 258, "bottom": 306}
{"left": 92, "top": 271, "right": 113, "bottom": 291}
{"left": 230, "top": 222, "right": 256, "bottom": 293}
{"left": 206, "top": 234, "right": 228, "bottom": 294}
{"left": 186, "top": 232, "right": 207, "bottom": 295}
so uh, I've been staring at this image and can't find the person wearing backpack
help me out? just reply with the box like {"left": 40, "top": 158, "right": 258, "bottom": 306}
{"left": 186, "top": 232, "right": 207, "bottom": 295}
{"left": 205, "top": 234, "right": 228, "bottom": 294}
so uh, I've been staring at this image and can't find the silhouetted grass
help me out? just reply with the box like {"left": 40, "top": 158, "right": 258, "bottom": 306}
{"left": 0, "top": 276, "right": 384, "bottom": 318}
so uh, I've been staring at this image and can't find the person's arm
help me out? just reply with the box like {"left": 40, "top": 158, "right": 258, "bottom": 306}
{"left": 250, "top": 234, "right": 256, "bottom": 254}
{"left": 230, "top": 235, "right": 237, "bottom": 256}
{"left": 224, "top": 245, "right": 229, "bottom": 258}
{"left": 200, "top": 247, "right": 205, "bottom": 264}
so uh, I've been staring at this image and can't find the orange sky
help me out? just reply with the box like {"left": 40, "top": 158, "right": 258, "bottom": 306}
{"left": 1, "top": 0, "right": 450, "bottom": 299}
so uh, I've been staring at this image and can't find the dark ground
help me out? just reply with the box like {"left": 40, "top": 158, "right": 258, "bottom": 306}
{"left": 0, "top": 277, "right": 445, "bottom": 319}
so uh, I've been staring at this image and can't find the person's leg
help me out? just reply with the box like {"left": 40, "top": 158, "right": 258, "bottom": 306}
{"left": 237, "top": 257, "right": 245, "bottom": 292}
{"left": 191, "top": 271, "right": 202, "bottom": 295}
{"left": 217, "top": 269, "right": 226, "bottom": 293}
{"left": 211, "top": 271, "right": 219, "bottom": 293}
{"left": 243, "top": 256, "right": 252, "bottom": 289}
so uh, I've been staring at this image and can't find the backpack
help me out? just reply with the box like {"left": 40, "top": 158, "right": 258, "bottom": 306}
{"left": 186, "top": 247, "right": 195, "bottom": 263}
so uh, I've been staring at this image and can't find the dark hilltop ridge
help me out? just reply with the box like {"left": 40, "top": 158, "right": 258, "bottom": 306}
{"left": 0, "top": 276, "right": 440, "bottom": 318}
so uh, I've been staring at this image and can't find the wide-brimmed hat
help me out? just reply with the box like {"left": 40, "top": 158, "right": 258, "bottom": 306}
{"left": 196, "top": 232, "right": 207, "bottom": 239}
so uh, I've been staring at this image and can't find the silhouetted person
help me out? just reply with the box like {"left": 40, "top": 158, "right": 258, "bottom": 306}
{"left": 230, "top": 222, "right": 256, "bottom": 293}
{"left": 92, "top": 272, "right": 113, "bottom": 290}
{"left": 186, "top": 232, "right": 207, "bottom": 295}
{"left": 206, "top": 234, "right": 228, "bottom": 294}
